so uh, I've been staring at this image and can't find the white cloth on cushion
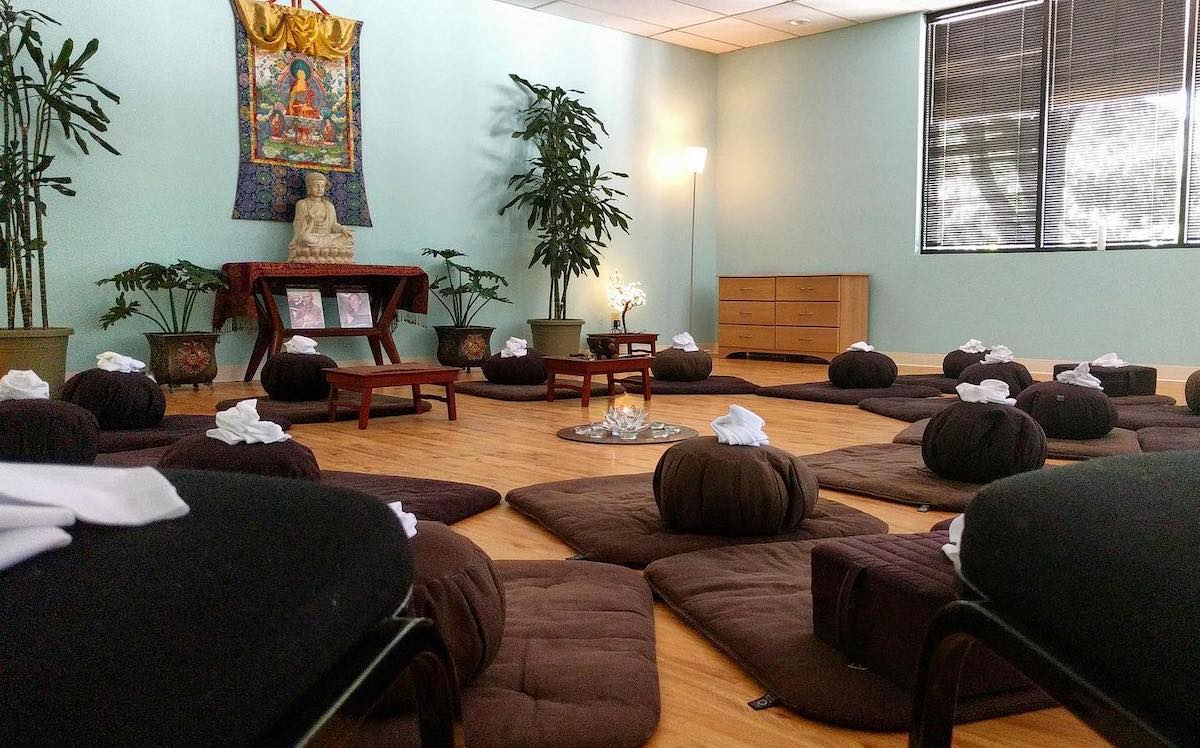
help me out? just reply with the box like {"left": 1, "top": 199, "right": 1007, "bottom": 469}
{"left": 0, "top": 526, "right": 72, "bottom": 571}
{"left": 500, "top": 336, "right": 529, "bottom": 358}
{"left": 0, "top": 504, "right": 75, "bottom": 529}
{"left": 0, "top": 370, "right": 49, "bottom": 400}
{"left": 711, "top": 404, "right": 769, "bottom": 447}
{"left": 96, "top": 351, "right": 146, "bottom": 373}
{"left": 981, "top": 345, "right": 1014, "bottom": 364}
{"left": 282, "top": 335, "right": 318, "bottom": 354}
{"left": 941, "top": 514, "right": 964, "bottom": 572}
{"left": 206, "top": 399, "right": 291, "bottom": 445}
{"left": 672, "top": 332, "right": 699, "bottom": 352}
{"left": 957, "top": 339, "right": 986, "bottom": 354}
{"left": 1057, "top": 362, "right": 1104, "bottom": 390}
{"left": 387, "top": 501, "right": 418, "bottom": 539}
{"left": 1091, "top": 352, "right": 1129, "bottom": 368}
{"left": 956, "top": 379, "right": 1015, "bottom": 406}
{"left": 847, "top": 341, "right": 875, "bottom": 352}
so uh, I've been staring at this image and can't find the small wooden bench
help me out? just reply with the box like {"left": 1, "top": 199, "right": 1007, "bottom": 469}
{"left": 324, "top": 364, "right": 459, "bottom": 429}
{"left": 542, "top": 355, "right": 653, "bottom": 408}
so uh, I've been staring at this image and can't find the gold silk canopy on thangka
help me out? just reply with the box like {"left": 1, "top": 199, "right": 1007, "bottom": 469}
{"left": 230, "top": 0, "right": 371, "bottom": 226}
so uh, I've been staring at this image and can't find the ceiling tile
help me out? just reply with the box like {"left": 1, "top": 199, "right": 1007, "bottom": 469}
{"left": 494, "top": 0, "right": 556, "bottom": 8}
{"left": 796, "top": 0, "right": 924, "bottom": 23}
{"left": 681, "top": 16, "right": 795, "bottom": 46}
{"left": 652, "top": 29, "right": 741, "bottom": 53}
{"left": 568, "top": 0, "right": 722, "bottom": 28}
{"left": 735, "top": 1, "right": 856, "bottom": 35}
{"left": 678, "top": 0, "right": 785, "bottom": 13}
{"left": 539, "top": 2, "right": 669, "bottom": 35}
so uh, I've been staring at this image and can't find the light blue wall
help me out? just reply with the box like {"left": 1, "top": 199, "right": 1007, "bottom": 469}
{"left": 717, "top": 14, "right": 1200, "bottom": 366}
{"left": 38, "top": 0, "right": 718, "bottom": 373}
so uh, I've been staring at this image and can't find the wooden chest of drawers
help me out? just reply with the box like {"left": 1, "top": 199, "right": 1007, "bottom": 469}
{"left": 717, "top": 274, "right": 869, "bottom": 361}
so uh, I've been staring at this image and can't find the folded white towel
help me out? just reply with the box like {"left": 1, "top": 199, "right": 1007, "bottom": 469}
{"left": 711, "top": 404, "right": 769, "bottom": 447}
{"left": 206, "top": 399, "right": 291, "bottom": 445}
{"left": 96, "top": 351, "right": 146, "bottom": 373}
{"left": 0, "top": 526, "right": 72, "bottom": 571}
{"left": 847, "top": 341, "right": 875, "bottom": 352}
{"left": 0, "top": 370, "right": 49, "bottom": 400}
{"left": 958, "top": 339, "right": 987, "bottom": 354}
{"left": 1091, "top": 352, "right": 1129, "bottom": 368}
{"left": 0, "top": 504, "right": 75, "bottom": 530}
{"left": 388, "top": 501, "right": 418, "bottom": 539}
{"left": 941, "top": 514, "right": 964, "bottom": 572}
{"left": 500, "top": 336, "right": 528, "bottom": 359}
{"left": 956, "top": 379, "right": 1015, "bottom": 405}
{"left": 672, "top": 332, "right": 699, "bottom": 352}
{"left": 283, "top": 335, "right": 318, "bottom": 354}
{"left": 1057, "top": 362, "right": 1103, "bottom": 389}
{"left": 981, "top": 345, "right": 1014, "bottom": 364}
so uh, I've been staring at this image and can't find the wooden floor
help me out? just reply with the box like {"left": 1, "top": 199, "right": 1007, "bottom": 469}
{"left": 168, "top": 358, "right": 1135, "bottom": 747}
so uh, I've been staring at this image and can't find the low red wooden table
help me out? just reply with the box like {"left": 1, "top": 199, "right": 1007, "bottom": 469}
{"left": 324, "top": 364, "right": 459, "bottom": 429}
{"left": 586, "top": 332, "right": 658, "bottom": 356}
{"left": 543, "top": 355, "right": 653, "bottom": 407}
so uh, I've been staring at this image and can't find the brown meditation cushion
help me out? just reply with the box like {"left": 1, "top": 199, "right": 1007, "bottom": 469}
{"left": 1187, "top": 369, "right": 1200, "bottom": 414}
{"left": 942, "top": 348, "right": 989, "bottom": 378}
{"left": 957, "top": 361, "right": 1035, "bottom": 395}
{"left": 650, "top": 347, "right": 712, "bottom": 382}
{"left": 481, "top": 350, "right": 546, "bottom": 385}
{"left": 259, "top": 352, "right": 337, "bottom": 402}
{"left": 61, "top": 369, "right": 165, "bottom": 430}
{"left": 0, "top": 399, "right": 100, "bottom": 465}
{"left": 654, "top": 437, "right": 819, "bottom": 536}
{"left": 1052, "top": 363, "right": 1157, "bottom": 398}
{"left": 1015, "top": 381, "right": 1118, "bottom": 439}
{"left": 922, "top": 401, "right": 1047, "bottom": 483}
{"left": 827, "top": 350, "right": 897, "bottom": 389}
{"left": 157, "top": 433, "right": 321, "bottom": 481}
{"left": 408, "top": 521, "right": 505, "bottom": 687}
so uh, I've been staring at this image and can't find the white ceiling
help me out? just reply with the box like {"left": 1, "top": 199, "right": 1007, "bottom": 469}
{"left": 496, "top": 0, "right": 966, "bottom": 53}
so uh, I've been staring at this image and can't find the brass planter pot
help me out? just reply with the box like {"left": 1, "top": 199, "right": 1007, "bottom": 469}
{"left": 146, "top": 332, "right": 220, "bottom": 391}
{"left": 528, "top": 318, "right": 584, "bottom": 356}
{"left": 0, "top": 326, "right": 73, "bottom": 397}
{"left": 434, "top": 325, "right": 494, "bottom": 369}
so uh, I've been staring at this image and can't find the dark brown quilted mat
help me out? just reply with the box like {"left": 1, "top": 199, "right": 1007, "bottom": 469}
{"left": 214, "top": 394, "right": 429, "bottom": 424}
{"left": 456, "top": 380, "right": 624, "bottom": 402}
{"left": 756, "top": 382, "right": 943, "bottom": 405}
{"left": 802, "top": 443, "right": 981, "bottom": 511}
{"left": 893, "top": 419, "right": 1142, "bottom": 460}
{"left": 617, "top": 375, "right": 759, "bottom": 395}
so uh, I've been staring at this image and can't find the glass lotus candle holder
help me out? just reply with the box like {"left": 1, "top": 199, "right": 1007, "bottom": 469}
{"left": 603, "top": 405, "right": 650, "bottom": 439}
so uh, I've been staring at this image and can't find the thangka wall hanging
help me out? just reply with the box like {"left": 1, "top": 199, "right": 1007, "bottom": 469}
{"left": 230, "top": 0, "right": 372, "bottom": 226}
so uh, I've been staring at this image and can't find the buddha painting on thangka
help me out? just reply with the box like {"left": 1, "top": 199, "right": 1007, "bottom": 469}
{"left": 250, "top": 50, "right": 353, "bottom": 171}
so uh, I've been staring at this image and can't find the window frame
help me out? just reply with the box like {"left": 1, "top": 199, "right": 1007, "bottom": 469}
{"left": 918, "top": 0, "right": 1200, "bottom": 254}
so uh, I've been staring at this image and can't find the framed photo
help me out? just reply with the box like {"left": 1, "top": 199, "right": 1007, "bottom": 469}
{"left": 286, "top": 288, "right": 325, "bottom": 329}
{"left": 336, "top": 290, "right": 373, "bottom": 328}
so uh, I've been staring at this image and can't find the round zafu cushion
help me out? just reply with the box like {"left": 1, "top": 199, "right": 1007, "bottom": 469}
{"left": 922, "top": 401, "right": 1047, "bottom": 483}
{"left": 61, "top": 369, "right": 165, "bottom": 430}
{"left": 1186, "top": 370, "right": 1200, "bottom": 414}
{"left": 958, "top": 361, "right": 1035, "bottom": 395}
{"left": 408, "top": 521, "right": 506, "bottom": 687}
{"left": 1051, "top": 363, "right": 1157, "bottom": 398}
{"left": 651, "top": 348, "right": 713, "bottom": 382}
{"left": 157, "top": 433, "right": 320, "bottom": 481}
{"left": 0, "top": 399, "right": 99, "bottom": 465}
{"left": 828, "top": 350, "right": 897, "bottom": 389}
{"left": 943, "top": 349, "right": 989, "bottom": 378}
{"left": 1015, "top": 381, "right": 1118, "bottom": 440}
{"left": 260, "top": 352, "right": 337, "bottom": 402}
{"left": 480, "top": 350, "right": 546, "bottom": 385}
{"left": 653, "top": 436, "right": 819, "bottom": 536}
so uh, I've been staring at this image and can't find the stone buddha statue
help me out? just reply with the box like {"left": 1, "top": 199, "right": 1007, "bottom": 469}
{"left": 287, "top": 171, "right": 355, "bottom": 263}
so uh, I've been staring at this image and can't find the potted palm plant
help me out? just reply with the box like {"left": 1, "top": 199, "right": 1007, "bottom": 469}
{"left": 97, "top": 261, "right": 227, "bottom": 390}
{"left": 0, "top": 1, "right": 119, "bottom": 394}
{"left": 500, "top": 74, "right": 632, "bottom": 355}
{"left": 422, "top": 248, "right": 511, "bottom": 368}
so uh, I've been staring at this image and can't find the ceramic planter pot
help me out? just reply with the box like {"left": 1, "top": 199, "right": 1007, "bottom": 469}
{"left": 435, "top": 325, "right": 494, "bottom": 369}
{"left": 528, "top": 318, "right": 584, "bottom": 356}
{"left": 0, "top": 326, "right": 73, "bottom": 397}
{"left": 146, "top": 332, "right": 220, "bottom": 390}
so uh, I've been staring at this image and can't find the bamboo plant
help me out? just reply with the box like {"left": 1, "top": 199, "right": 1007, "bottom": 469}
{"left": 0, "top": 1, "right": 119, "bottom": 329}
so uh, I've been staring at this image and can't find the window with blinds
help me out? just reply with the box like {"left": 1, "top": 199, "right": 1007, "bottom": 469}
{"left": 922, "top": 0, "right": 1200, "bottom": 253}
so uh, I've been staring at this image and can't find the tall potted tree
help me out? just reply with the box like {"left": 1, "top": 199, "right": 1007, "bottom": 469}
{"left": 500, "top": 74, "right": 631, "bottom": 355}
{"left": 0, "top": 1, "right": 119, "bottom": 394}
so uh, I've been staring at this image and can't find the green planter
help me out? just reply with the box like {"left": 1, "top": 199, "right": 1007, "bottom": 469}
{"left": 0, "top": 326, "right": 72, "bottom": 397}
{"left": 528, "top": 318, "right": 584, "bottom": 356}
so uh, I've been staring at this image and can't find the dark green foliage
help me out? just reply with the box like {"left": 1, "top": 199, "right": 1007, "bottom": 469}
{"left": 97, "top": 260, "right": 226, "bottom": 333}
{"left": 422, "top": 247, "right": 511, "bottom": 327}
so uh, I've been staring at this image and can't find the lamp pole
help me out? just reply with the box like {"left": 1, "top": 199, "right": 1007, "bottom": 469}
{"left": 689, "top": 170, "right": 697, "bottom": 333}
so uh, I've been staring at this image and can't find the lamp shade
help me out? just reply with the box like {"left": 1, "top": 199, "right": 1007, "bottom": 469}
{"left": 685, "top": 146, "right": 708, "bottom": 174}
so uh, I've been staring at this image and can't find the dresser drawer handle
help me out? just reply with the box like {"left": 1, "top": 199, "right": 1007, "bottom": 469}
{"left": 738, "top": 287, "right": 755, "bottom": 292}
{"left": 798, "top": 286, "right": 814, "bottom": 291}
{"left": 738, "top": 335, "right": 752, "bottom": 340}
{"left": 738, "top": 311, "right": 753, "bottom": 315}
{"left": 797, "top": 312, "right": 813, "bottom": 316}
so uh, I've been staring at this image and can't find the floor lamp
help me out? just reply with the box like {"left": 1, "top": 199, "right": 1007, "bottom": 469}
{"left": 685, "top": 146, "right": 708, "bottom": 336}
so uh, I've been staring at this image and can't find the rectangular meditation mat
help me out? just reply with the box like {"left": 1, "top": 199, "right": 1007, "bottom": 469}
{"left": 505, "top": 473, "right": 887, "bottom": 568}
{"left": 644, "top": 540, "right": 1051, "bottom": 731}
{"left": 98, "top": 414, "right": 292, "bottom": 453}
{"left": 893, "top": 419, "right": 1143, "bottom": 460}
{"left": 892, "top": 374, "right": 960, "bottom": 394}
{"left": 802, "top": 443, "right": 981, "bottom": 511}
{"left": 456, "top": 380, "right": 624, "bottom": 402}
{"left": 858, "top": 396, "right": 954, "bottom": 422}
{"left": 756, "top": 382, "right": 943, "bottom": 405}
{"left": 1137, "top": 427, "right": 1200, "bottom": 453}
{"left": 617, "top": 375, "right": 759, "bottom": 395}
{"left": 214, "top": 394, "right": 428, "bottom": 425}
{"left": 1117, "top": 405, "right": 1200, "bottom": 430}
